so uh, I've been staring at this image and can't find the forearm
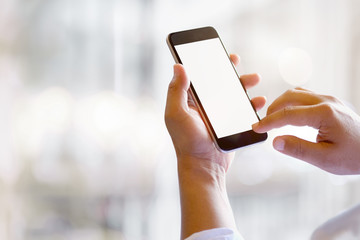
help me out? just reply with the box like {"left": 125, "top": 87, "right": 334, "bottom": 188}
{"left": 178, "top": 159, "right": 237, "bottom": 240}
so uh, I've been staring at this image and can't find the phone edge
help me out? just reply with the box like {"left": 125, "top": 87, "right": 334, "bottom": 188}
{"left": 166, "top": 33, "right": 226, "bottom": 152}
{"left": 166, "top": 29, "right": 267, "bottom": 153}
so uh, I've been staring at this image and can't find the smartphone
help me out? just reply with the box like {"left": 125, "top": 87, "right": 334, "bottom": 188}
{"left": 166, "top": 26, "right": 267, "bottom": 152}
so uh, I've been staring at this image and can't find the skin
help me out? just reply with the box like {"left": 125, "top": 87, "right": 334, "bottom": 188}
{"left": 252, "top": 87, "right": 360, "bottom": 175}
{"left": 165, "top": 53, "right": 360, "bottom": 239}
{"left": 165, "top": 54, "right": 266, "bottom": 239}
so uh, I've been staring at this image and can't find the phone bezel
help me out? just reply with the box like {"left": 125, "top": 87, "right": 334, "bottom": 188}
{"left": 166, "top": 26, "right": 267, "bottom": 152}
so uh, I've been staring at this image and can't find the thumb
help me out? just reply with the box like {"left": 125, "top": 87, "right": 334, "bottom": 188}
{"left": 165, "top": 64, "right": 190, "bottom": 120}
{"left": 273, "top": 135, "right": 329, "bottom": 167}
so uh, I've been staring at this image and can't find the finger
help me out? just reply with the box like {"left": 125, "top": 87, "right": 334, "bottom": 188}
{"left": 240, "top": 73, "right": 261, "bottom": 90}
{"left": 251, "top": 96, "right": 267, "bottom": 111}
{"left": 229, "top": 54, "right": 261, "bottom": 90}
{"left": 273, "top": 135, "right": 331, "bottom": 170}
{"left": 266, "top": 88, "right": 323, "bottom": 116}
{"left": 253, "top": 104, "right": 329, "bottom": 133}
{"left": 229, "top": 54, "right": 241, "bottom": 67}
{"left": 165, "top": 64, "right": 190, "bottom": 121}
{"left": 294, "top": 87, "right": 312, "bottom": 92}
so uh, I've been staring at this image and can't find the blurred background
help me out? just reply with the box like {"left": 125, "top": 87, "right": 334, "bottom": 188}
{"left": 1, "top": 0, "right": 360, "bottom": 239}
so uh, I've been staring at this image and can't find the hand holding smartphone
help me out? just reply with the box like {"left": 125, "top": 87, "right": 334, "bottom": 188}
{"left": 167, "top": 26, "right": 267, "bottom": 151}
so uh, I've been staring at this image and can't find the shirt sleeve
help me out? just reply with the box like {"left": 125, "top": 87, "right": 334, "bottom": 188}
{"left": 185, "top": 228, "right": 245, "bottom": 240}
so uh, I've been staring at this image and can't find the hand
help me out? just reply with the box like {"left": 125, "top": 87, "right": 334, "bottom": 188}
{"left": 165, "top": 54, "right": 266, "bottom": 174}
{"left": 165, "top": 54, "right": 266, "bottom": 239}
{"left": 252, "top": 87, "right": 360, "bottom": 175}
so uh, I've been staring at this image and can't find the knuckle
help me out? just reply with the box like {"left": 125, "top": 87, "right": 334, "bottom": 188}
{"left": 168, "top": 80, "right": 177, "bottom": 92}
{"left": 318, "top": 103, "right": 336, "bottom": 117}
{"left": 293, "top": 140, "right": 305, "bottom": 159}
{"left": 323, "top": 94, "right": 339, "bottom": 103}
{"left": 284, "top": 89, "right": 296, "bottom": 96}
{"left": 266, "top": 105, "right": 274, "bottom": 115}
{"left": 287, "top": 88, "right": 299, "bottom": 95}
{"left": 282, "top": 106, "right": 294, "bottom": 118}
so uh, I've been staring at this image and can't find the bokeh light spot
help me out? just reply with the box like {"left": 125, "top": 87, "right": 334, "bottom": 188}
{"left": 278, "top": 48, "right": 313, "bottom": 86}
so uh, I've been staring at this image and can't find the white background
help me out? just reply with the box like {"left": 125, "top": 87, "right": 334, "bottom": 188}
{"left": 0, "top": 0, "right": 360, "bottom": 240}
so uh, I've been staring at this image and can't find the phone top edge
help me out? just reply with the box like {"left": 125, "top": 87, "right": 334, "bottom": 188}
{"left": 168, "top": 26, "right": 216, "bottom": 36}
{"left": 166, "top": 26, "right": 268, "bottom": 152}
{"left": 168, "top": 26, "right": 218, "bottom": 46}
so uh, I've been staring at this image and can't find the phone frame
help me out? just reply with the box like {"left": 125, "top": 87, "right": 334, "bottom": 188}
{"left": 166, "top": 26, "right": 267, "bottom": 152}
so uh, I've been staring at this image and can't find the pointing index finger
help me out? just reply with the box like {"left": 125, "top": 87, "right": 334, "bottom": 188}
{"left": 253, "top": 104, "right": 327, "bottom": 133}
{"left": 266, "top": 88, "right": 322, "bottom": 116}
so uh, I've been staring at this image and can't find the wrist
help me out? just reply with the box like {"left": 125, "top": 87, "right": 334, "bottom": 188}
{"left": 178, "top": 156, "right": 226, "bottom": 182}
{"left": 177, "top": 156, "right": 227, "bottom": 193}
{"left": 177, "top": 156, "right": 236, "bottom": 238}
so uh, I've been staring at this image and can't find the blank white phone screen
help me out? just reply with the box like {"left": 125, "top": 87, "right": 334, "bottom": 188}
{"left": 175, "top": 38, "right": 259, "bottom": 138}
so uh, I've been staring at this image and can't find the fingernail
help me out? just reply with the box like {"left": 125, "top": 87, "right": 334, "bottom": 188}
{"left": 273, "top": 138, "right": 285, "bottom": 151}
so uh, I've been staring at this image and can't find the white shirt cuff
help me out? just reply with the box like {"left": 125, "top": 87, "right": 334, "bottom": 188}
{"left": 185, "top": 228, "right": 245, "bottom": 240}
